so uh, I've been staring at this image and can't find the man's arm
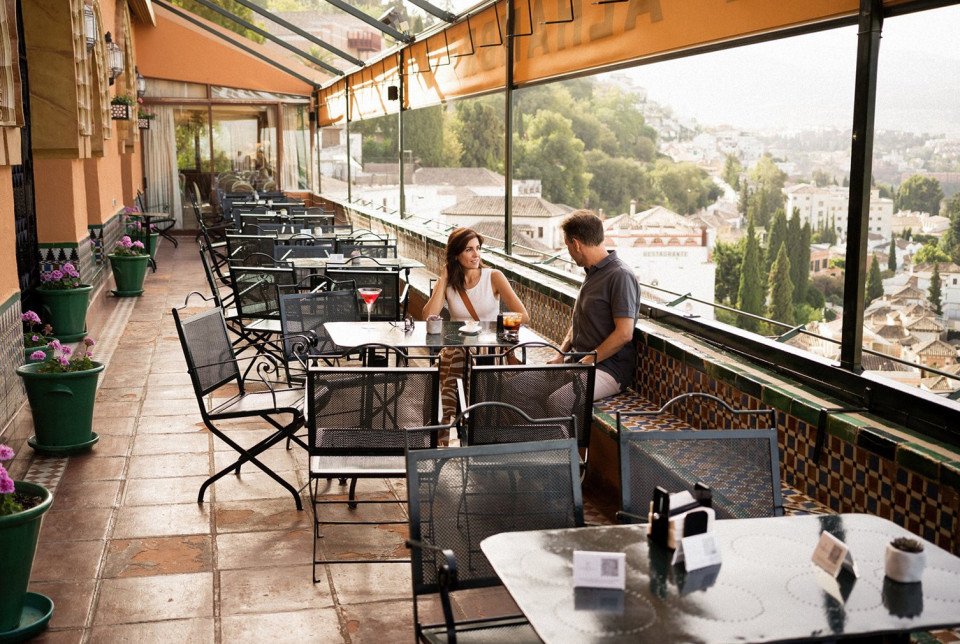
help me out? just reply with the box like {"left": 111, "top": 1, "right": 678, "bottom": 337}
{"left": 579, "top": 317, "right": 634, "bottom": 365}
{"left": 548, "top": 327, "right": 574, "bottom": 364}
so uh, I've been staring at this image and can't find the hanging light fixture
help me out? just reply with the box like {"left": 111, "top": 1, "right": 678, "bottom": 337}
{"left": 136, "top": 67, "right": 146, "bottom": 97}
{"left": 84, "top": 5, "right": 97, "bottom": 51}
{"left": 104, "top": 32, "right": 123, "bottom": 85}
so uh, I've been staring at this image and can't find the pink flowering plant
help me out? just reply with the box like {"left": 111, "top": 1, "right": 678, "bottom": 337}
{"left": 40, "top": 263, "right": 82, "bottom": 290}
{"left": 29, "top": 337, "right": 97, "bottom": 373}
{"left": 0, "top": 443, "right": 23, "bottom": 515}
{"left": 22, "top": 310, "right": 53, "bottom": 349}
{"left": 111, "top": 235, "right": 146, "bottom": 257}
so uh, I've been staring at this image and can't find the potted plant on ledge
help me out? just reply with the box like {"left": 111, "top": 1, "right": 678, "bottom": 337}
{"left": 0, "top": 443, "right": 54, "bottom": 640}
{"left": 137, "top": 102, "right": 155, "bottom": 130}
{"left": 21, "top": 310, "right": 54, "bottom": 363}
{"left": 36, "top": 263, "right": 91, "bottom": 342}
{"left": 108, "top": 235, "right": 149, "bottom": 296}
{"left": 110, "top": 93, "right": 135, "bottom": 120}
{"left": 16, "top": 337, "right": 103, "bottom": 455}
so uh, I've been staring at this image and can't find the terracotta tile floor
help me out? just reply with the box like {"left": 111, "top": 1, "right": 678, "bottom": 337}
{"left": 8, "top": 237, "right": 615, "bottom": 644}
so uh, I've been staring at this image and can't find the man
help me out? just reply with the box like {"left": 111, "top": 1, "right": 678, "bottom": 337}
{"left": 550, "top": 209, "right": 640, "bottom": 400}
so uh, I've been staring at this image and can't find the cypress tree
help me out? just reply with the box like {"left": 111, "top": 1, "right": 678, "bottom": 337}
{"left": 866, "top": 255, "right": 884, "bottom": 304}
{"left": 929, "top": 262, "right": 943, "bottom": 315}
{"left": 888, "top": 237, "right": 897, "bottom": 272}
{"left": 787, "top": 210, "right": 809, "bottom": 303}
{"left": 768, "top": 243, "right": 795, "bottom": 325}
{"left": 737, "top": 214, "right": 766, "bottom": 332}
{"left": 765, "top": 209, "right": 787, "bottom": 274}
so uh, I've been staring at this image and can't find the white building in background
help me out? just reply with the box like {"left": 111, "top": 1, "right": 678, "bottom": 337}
{"left": 784, "top": 184, "right": 893, "bottom": 241}
{"left": 914, "top": 262, "right": 960, "bottom": 329}
{"left": 602, "top": 205, "right": 716, "bottom": 320}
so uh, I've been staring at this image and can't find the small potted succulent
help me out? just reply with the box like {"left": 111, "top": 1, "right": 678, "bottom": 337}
{"left": 884, "top": 536, "right": 926, "bottom": 583}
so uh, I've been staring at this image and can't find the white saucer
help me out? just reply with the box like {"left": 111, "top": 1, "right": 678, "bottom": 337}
{"left": 459, "top": 324, "right": 481, "bottom": 335}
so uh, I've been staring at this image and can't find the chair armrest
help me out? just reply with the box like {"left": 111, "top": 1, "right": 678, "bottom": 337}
{"left": 407, "top": 539, "right": 459, "bottom": 640}
{"left": 616, "top": 510, "right": 647, "bottom": 524}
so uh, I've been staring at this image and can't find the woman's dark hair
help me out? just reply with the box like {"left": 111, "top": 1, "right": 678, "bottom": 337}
{"left": 445, "top": 227, "right": 484, "bottom": 291}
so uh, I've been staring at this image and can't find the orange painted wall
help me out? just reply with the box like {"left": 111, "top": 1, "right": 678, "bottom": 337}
{"left": 34, "top": 158, "right": 88, "bottom": 244}
{"left": 134, "top": 11, "right": 313, "bottom": 96}
{"left": 0, "top": 167, "right": 19, "bottom": 300}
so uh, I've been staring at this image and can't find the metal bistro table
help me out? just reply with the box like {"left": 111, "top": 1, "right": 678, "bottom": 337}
{"left": 481, "top": 514, "right": 960, "bottom": 643}
{"left": 290, "top": 256, "right": 424, "bottom": 271}
{"left": 324, "top": 320, "right": 548, "bottom": 351}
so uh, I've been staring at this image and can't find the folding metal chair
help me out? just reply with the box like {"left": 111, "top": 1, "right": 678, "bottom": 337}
{"left": 172, "top": 295, "right": 308, "bottom": 510}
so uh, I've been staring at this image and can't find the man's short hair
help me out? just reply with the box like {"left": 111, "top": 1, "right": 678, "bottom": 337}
{"left": 561, "top": 209, "right": 605, "bottom": 247}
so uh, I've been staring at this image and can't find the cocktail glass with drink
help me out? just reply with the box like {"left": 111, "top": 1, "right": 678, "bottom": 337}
{"left": 502, "top": 311, "right": 522, "bottom": 341}
{"left": 358, "top": 287, "right": 382, "bottom": 328}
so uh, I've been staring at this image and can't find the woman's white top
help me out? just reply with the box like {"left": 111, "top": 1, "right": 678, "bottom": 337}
{"left": 447, "top": 268, "right": 500, "bottom": 321}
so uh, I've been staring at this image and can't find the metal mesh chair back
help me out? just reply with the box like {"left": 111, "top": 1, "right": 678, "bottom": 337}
{"left": 338, "top": 242, "right": 398, "bottom": 259}
{"left": 226, "top": 234, "right": 277, "bottom": 266}
{"left": 230, "top": 266, "right": 297, "bottom": 321}
{"left": 467, "top": 359, "right": 595, "bottom": 448}
{"left": 307, "top": 362, "right": 439, "bottom": 457}
{"left": 405, "top": 439, "right": 583, "bottom": 593}
{"left": 325, "top": 268, "right": 404, "bottom": 321}
{"left": 291, "top": 214, "right": 335, "bottom": 228}
{"left": 459, "top": 400, "right": 578, "bottom": 446}
{"left": 280, "top": 290, "right": 359, "bottom": 359}
{"left": 619, "top": 429, "right": 783, "bottom": 521}
{"left": 273, "top": 243, "right": 335, "bottom": 263}
{"left": 173, "top": 307, "right": 239, "bottom": 398}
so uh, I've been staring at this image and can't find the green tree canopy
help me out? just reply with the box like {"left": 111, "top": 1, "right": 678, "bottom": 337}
{"left": 585, "top": 151, "right": 650, "bottom": 217}
{"left": 713, "top": 238, "right": 743, "bottom": 305}
{"left": 765, "top": 208, "right": 787, "bottom": 275}
{"left": 176, "top": 0, "right": 265, "bottom": 41}
{"left": 789, "top": 212, "right": 811, "bottom": 303}
{"left": 897, "top": 175, "right": 944, "bottom": 216}
{"left": 929, "top": 262, "right": 943, "bottom": 315}
{"left": 513, "top": 109, "right": 588, "bottom": 207}
{"left": 737, "top": 215, "right": 766, "bottom": 332}
{"left": 650, "top": 160, "right": 721, "bottom": 215}
{"left": 914, "top": 244, "right": 950, "bottom": 266}
{"left": 866, "top": 255, "right": 884, "bottom": 304}
{"left": 888, "top": 237, "right": 897, "bottom": 272}
{"left": 811, "top": 168, "right": 834, "bottom": 187}
{"left": 453, "top": 99, "right": 504, "bottom": 171}
{"left": 722, "top": 154, "right": 743, "bottom": 191}
{"left": 746, "top": 155, "right": 787, "bottom": 228}
{"left": 768, "top": 243, "right": 795, "bottom": 326}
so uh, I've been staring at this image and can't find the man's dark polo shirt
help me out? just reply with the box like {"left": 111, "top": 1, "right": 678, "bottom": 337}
{"left": 571, "top": 250, "right": 640, "bottom": 387}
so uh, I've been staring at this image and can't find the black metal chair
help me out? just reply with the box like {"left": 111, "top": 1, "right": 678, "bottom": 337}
{"left": 465, "top": 345, "right": 596, "bottom": 459}
{"left": 404, "top": 437, "right": 584, "bottom": 643}
{"left": 279, "top": 287, "right": 359, "bottom": 379}
{"left": 136, "top": 189, "right": 178, "bottom": 247}
{"left": 172, "top": 294, "right": 308, "bottom": 510}
{"left": 338, "top": 242, "right": 398, "bottom": 259}
{"left": 307, "top": 346, "right": 440, "bottom": 580}
{"left": 617, "top": 392, "right": 783, "bottom": 523}
{"left": 325, "top": 266, "right": 409, "bottom": 321}
{"left": 225, "top": 233, "right": 278, "bottom": 267}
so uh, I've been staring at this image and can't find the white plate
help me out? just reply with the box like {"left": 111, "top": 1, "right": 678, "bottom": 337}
{"left": 459, "top": 324, "right": 481, "bottom": 335}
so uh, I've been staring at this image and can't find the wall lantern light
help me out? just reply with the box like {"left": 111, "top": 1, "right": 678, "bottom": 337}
{"left": 104, "top": 32, "right": 123, "bottom": 85}
{"left": 136, "top": 67, "right": 146, "bottom": 97}
{"left": 84, "top": 5, "right": 97, "bottom": 51}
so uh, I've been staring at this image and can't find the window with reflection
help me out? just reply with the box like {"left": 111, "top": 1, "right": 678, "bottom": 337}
{"left": 211, "top": 104, "right": 276, "bottom": 194}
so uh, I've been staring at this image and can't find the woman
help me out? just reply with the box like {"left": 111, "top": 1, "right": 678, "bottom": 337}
{"left": 423, "top": 228, "right": 530, "bottom": 433}
{"left": 423, "top": 228, "right": 529, "bottom": 323}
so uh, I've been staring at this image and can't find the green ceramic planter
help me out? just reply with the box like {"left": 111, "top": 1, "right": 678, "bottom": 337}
{"left": 108, "top": 254, "right": 150, "bottom": 297}
{"left": 16, "top": 362, "right": 104, "bottom": 455}
{"left": 148, "top": 232, "right": 160, "bottom": 260}
{"left": 22, "top": 342, "right": 53, "bottom": 364}
{"left": 36, "top": 286, "right": 91, "bottom": 343}
{"left": 0, "top": 481, "right": 53, "bottom": 634}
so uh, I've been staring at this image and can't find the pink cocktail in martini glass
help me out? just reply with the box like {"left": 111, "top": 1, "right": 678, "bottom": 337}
{"left": 358, "top": 287, "right": 382, "bottom": 328}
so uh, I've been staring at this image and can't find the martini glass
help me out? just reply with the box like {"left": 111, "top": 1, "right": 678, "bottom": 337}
{"left": 358, "top": 287, "right": 382, "bottom": 328}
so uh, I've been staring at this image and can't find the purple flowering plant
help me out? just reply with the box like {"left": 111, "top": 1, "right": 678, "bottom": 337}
{"left": 0, "top": 443, "right": 22, "bottom": 515}
{"left": 22, "top": 310, "right": 53, "bottom": 349}
{"left": 40, "top": 263, "right": 82, "bottom": 290}
{"left": 29, "top": 337, "right": 97, "bottom": 374}
{"left": 111, "top": 235, "right": 146, "bottom": 257}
